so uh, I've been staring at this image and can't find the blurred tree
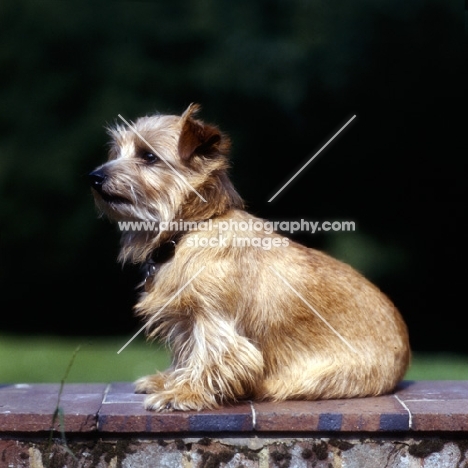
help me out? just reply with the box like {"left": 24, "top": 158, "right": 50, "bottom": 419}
{"left": 0, "top": 0, "right": 464, "bottom": 352}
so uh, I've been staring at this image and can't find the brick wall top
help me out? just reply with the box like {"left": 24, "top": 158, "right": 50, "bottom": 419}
{"left": 1, "top": 381, "right": 467, "bottom": 434}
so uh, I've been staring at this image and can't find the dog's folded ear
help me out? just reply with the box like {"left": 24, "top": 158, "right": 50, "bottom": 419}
{"left": 178, "top": 103, "right": 229, "bottom": 161}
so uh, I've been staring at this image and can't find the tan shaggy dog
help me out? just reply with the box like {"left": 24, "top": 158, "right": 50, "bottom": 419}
{"left": 89, "top": 104, "right": 410, "bottom": 411}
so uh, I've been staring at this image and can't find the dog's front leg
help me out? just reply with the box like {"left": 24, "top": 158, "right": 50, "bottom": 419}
{"left": 142, "top": 317, "right": 264, "bottom": 411}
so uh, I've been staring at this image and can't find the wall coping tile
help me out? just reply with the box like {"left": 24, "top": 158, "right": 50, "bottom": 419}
{"left": 1, "top": 380, "right": 467, "bottom": 434}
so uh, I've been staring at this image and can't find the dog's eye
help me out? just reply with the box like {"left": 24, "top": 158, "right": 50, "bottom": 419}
{"left": 141, "top": 151, "right": 160, "bottom": 164}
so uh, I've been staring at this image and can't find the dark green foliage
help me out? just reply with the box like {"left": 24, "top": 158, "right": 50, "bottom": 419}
{"left": 0, "top": 0, "right": 463, "bottom": 352}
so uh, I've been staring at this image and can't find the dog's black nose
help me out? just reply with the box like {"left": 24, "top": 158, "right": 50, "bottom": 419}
{"left": 89, "top": 169, "right": 106, "bottom": 192}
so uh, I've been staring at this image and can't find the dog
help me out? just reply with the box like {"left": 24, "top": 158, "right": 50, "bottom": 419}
{"left": 89, "top": 103, "right": 410, "bottom": 411}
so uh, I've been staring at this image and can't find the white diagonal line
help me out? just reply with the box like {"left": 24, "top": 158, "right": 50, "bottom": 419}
{"left": 394, "top": 395, "right": 413, "bottom": 429}
{"left": 248, "top": 400, "right": 257, "bottom": 429}
{"left": 118, "top": 114, "right": 207, "bottom": 203}
{"left": 117, "top": 266, "right": 206, "bottom": 354}
{"left": 268, "top": 115, "right": 356, "bottom": 202}
{"left": 269, "top": 266, "right": 359, "bottom": 354}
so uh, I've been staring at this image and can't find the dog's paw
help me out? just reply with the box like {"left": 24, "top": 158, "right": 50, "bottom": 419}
{"left": 143, "top": 388, "right": 219, "bottom": 412}
{"left": 134, "top": 374, "right": 167, "bottom": 394}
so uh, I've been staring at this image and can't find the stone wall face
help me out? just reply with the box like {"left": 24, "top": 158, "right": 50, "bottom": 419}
{"left": 1, "top": 436, "right": 467, "bottom": 468}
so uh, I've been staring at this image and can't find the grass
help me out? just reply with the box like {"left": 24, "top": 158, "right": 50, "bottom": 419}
{"left": 0, "top": 334, "right": 171, "bottom": 383}
{"left": 0, "top": 334, "right": 467, "bottom": 383}
{"left": 405, "top": 353, "right": 468, "bottom": 380}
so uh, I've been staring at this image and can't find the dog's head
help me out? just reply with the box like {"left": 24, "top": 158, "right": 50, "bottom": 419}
{"left": 89, "top": 104, "right": 243, "bottom": 261}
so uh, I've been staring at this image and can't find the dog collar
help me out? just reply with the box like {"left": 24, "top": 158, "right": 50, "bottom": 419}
{"left": 143, "top": 234, "right": 182, "bottom": 291}
{"left": 150, "top": 239, "right": 178, "bottom": 264}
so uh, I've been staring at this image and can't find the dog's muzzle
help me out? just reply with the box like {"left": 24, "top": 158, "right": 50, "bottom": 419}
{"left": 89, "top": 168, "right": 131, "bottom": 205}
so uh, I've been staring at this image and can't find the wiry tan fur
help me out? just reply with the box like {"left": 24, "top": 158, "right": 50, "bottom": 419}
{"left": 90, "top": 103, "right": 410, "bottom": 411}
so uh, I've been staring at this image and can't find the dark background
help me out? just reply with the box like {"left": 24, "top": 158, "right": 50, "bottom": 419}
{"left": 0, "top": 1, "right": 465, "bottom": 353}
